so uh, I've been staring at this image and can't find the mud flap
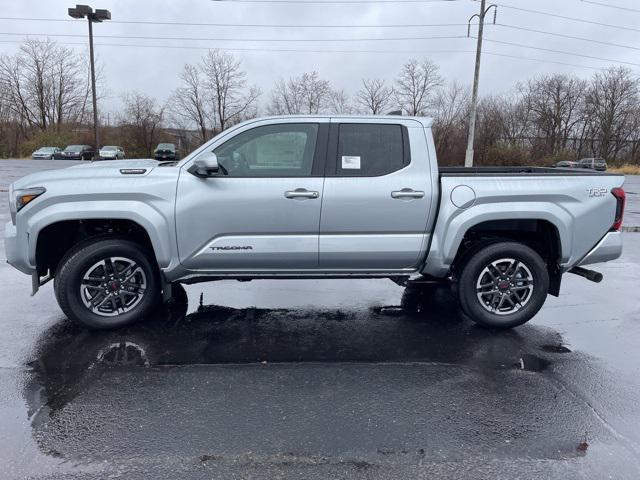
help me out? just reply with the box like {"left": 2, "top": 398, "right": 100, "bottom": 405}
{"left": 31, "top": 272, "right": 52, "bottom": 296}
{"left": 31, "top": 272, "right": 39, "bottom": 296}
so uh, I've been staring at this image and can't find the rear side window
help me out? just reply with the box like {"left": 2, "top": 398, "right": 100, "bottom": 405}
{"left": 336, "top": 124, "right": 408, "bottom": 176}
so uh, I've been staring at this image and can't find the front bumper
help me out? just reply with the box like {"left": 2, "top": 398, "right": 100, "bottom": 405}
{"left": 4, "top": 221, "right": 34, "bottom": 275}
{"left": 578, "top": 231, "right": 623, "bottom": 266}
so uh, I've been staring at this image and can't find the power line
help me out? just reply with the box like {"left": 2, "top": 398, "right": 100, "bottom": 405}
{"left": 580, "top": 0, "right": 640, "bottom": 13}
{"left": 212, "top": 0, "right": 460, "bottom": 3}
{"left": 3, "top": 25, "right": 639, "bottom": 55}
{"left": 0, "top": 38, "right": 603, "bottom": 70}
{"left": 482, "top": 51, "right": 600, "bottom": 70}
{"left": 491, "top": 2, "right": 640, "bottom": 32}
{"left": 496, "top": 23, "right": 640, "bottom": 51}
{"left": 480, "top": 37, "right": 640, "bottom": 67}
{"left": 0, "top": 17, "right": 469, "bottom": 28}
{"left": 0, "top": 31, "right": 468, "bottom": 42}
{"left": 0, "top": 38, "right": 470, "bottom": 53}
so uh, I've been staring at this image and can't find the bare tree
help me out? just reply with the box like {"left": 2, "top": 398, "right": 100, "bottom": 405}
{"left": 583, "top": 66, "right": 639, "bottom": 160}
{"left": 201, "top": 49, "right": 260, "bottom": 132}
{"left": 355, "top": 78, "right": 394, "bottom": 114}
{"left": 120, "top": 92, "right": 165, "bottom": 157}
{"left": 170, "top": 63, "right": 211, "bottom": 143}
{"left": 394, "top": 59, "right": 442, "bottom": 116}
{"left": 328, "top": 88, "right": 353, "bottom": 114}
{"left": 0, "top": 39, "right": 89, "bottom": 131}
{"left": 431, "top": 82, "right": 469, "bottom": 160}
{"left": 521, "top": 73, "right": 587, "bottom": 156}
{"left": 269, "top": 71, "right": 332, "bottom": 114}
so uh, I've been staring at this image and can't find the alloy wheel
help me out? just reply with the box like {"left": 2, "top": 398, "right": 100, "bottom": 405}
{"left": 80, "top": 256, "right": 147, "bottom": 317}
{"left": 475, "top": 258, "right": 534, "bottom": 315}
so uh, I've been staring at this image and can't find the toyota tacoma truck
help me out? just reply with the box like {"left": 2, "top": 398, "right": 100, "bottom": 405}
{"left": 5, "top": 116, "right": 626, "bottom": 329}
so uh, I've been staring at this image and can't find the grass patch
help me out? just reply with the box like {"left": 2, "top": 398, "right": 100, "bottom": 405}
{"left": 609, "top": 164, "right": 640, "bottom": 175}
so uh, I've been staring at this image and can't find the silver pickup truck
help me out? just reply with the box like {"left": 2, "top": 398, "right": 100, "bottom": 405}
{"left": 5, "top": 116, "right": 626, "bottom": 330}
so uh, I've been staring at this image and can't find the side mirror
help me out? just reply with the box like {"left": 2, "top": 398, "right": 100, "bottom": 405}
{"left": 190, "top": 152, "right": 220, "bottom": 177}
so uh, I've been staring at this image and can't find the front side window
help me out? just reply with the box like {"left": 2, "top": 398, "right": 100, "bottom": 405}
{"left": 213, "top": 123, "right": 318, "bottom": 177}
{"left": 336, "top": 124, "right": 407, "bottom": 176}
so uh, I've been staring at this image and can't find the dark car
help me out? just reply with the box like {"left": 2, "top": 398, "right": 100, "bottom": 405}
{"left": 555, "top": 160, "right": 578, "bottom": 168}
{"left": 56, "top": 144, "right": 95, "bottom": 160}
{"left": 154, "top": 143, "right": 179, "bottom": 161}
{"left": 578, "top": 157, "right": 607, "bottom": 171}
{"left": 31, "top": 146, "right": 61, "bottom": 160}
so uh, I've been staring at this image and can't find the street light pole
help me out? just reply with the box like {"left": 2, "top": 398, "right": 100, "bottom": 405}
{"left": 87, "top": 16, "right": 99, "bottom": 150}
{"left": 464, "top": 1, "right": 497, "bottom": 167}
{"left": 68, "top": 4, "right": 111, "bottom": 152}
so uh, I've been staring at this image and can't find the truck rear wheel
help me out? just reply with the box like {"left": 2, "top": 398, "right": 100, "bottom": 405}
{"left": 54, "top": 238, "right": 160, "bottom": 329}
{"left": 457, "top": 241, "right": 549, "bottom": 328}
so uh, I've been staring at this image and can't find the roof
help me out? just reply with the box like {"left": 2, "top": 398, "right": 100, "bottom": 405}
{"left": 252, "top": 114, "right": 433, "bottom": 128}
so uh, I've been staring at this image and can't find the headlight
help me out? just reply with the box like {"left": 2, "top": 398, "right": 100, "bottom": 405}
{"left": 10, "top": 187, "right": 46, "bottom": 224}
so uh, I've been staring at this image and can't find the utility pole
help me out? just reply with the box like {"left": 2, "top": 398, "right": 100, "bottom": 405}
{"left": 464, "top": 0, "right": 497, "bottom": 167}
{"left": 68, "top": 5, "right": 111, "bottom": 151}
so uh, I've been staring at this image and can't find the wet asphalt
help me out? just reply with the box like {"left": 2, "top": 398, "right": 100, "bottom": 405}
{"left": 1, "top": 160, "right": 640, "bottom": 479}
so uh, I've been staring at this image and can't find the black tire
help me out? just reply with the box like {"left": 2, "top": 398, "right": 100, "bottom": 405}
{"left": 457, "top": 241, "right": 549, "bottom": 329}
{"left": 54, "top": 238, "right": 161, "bottom": 329}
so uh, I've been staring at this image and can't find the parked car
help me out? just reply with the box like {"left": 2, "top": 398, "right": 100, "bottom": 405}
{"left": 98, "top": 146, "right": 125, "bottom": 160}
{"left": 555, "top": 160, "right": 578, "bottom": 168}
{"left": 578, "top": 157, "right": 607, "bottom": 171}
{"left": 56, "top": 145, "right": 95, "bottom": 160}
{"left": 31, "top": 147, "right": 61, "bottom": 160}
{"left": 5, "top": 115, "right": 625, "bottom": 330}
{"left": 154, "top": 143, "right": 179, "bottom": 161}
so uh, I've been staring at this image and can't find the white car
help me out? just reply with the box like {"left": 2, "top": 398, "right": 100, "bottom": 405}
{"left": 98, "top": 146, "right": 125, "bottom": 160}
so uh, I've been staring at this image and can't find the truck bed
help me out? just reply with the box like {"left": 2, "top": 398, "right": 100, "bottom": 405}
{"left": 439, "top": 166, "right": 618, "bottom": 176}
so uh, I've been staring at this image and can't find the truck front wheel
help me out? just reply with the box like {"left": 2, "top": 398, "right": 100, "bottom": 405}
{"left": 54, "top": 238, "right": 161, "bottom": 329}
{"left": 457, "top": 241, "right": 549, "bottom": 328}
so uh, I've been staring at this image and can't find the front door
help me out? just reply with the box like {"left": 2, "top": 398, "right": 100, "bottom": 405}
{"left": 176, "top": 120, "right": 327, "bottom": 272}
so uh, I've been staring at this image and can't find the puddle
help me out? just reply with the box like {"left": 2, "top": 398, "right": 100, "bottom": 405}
{"left": 541, "top": 344, "right": 572, "bottom": 353}
{"left": 516, "top": 354, "right": 551, "bottom": 372}
{"left": 374, "top": 306, "right": 405, "bottom": 316}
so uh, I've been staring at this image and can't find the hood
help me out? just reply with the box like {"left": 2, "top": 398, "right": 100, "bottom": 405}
{"left": 68, "top": 159, "right": 158, "bottom": 170}
{"left": 11, "top": 159, "right": 162, "bottom": 190}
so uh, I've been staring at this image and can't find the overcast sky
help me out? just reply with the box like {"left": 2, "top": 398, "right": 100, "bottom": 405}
{"left": 1, "top": 0, "right": 639, "bottom": 116}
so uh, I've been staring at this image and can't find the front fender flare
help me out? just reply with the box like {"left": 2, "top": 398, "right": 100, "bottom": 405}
{"left": 26, "top": 201, "right": 176, "bottom": 269}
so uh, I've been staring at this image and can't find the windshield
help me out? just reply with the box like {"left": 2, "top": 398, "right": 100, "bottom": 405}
{"left": 64, "top": 145, "right": 83, "bottom": 152}
{"left": 36, "top": 147, "right": 56, "bottom": 153}
{"left": 156, "top": 143, "right": 175, "bottom": 151}
{"left": 101, "top": 146, "right": 117, "bottom": 151}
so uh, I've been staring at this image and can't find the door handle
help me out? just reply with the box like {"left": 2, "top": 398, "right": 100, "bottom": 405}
{"left": 391, "top": 188, "right": 425, "bottom": 199}
{"left": 284, "top": 188, "right": 319, "bottom": 199}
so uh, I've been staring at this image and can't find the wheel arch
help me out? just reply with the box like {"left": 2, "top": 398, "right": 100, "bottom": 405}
{"left": 30, "top": 206, "right": 175, "bottom": 278}
{"left": 423, "top": 211, "right": 567, "bottom": 296}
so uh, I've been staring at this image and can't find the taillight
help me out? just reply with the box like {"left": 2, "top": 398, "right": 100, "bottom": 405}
{"left": 611, "top": 187, "right": 625, "bottom": 231}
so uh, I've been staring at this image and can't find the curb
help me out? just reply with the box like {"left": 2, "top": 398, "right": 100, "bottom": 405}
{"left": 622, "top": 226, "right": 640, "bottom": 232}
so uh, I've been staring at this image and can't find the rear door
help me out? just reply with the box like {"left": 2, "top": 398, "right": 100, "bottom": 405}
{"left": 319, "top": 119, "right": 433, "bottom": 270}
{"left": 176, "top": 119, "right": 328, "bottom": 271}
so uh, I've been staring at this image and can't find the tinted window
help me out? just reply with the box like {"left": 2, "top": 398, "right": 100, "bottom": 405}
{"left": 336, "top": 124, "right": 406, "bottom": 176}
{"left": 213, "top": 123, "right": 318, "bottom": 177}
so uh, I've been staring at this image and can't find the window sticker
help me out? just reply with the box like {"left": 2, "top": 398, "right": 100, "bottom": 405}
{"left": 342, "top": 155, "right": 361, "bottom": 169}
